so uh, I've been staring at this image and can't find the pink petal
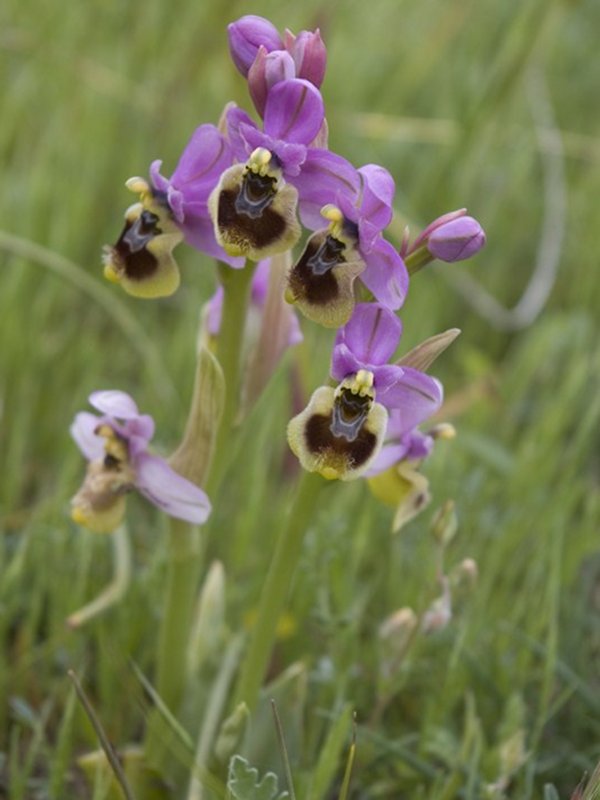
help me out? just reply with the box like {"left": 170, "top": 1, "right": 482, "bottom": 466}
{"left": 264, "top": 79, "right": 324, "bottom": 144}
{"left": 89, "top": 390, "right": 140, "bottom": 419}
{"left": 358, "top": 165, "right": 395, "bottom": 231}
{"left": 361, "top": 238, "right": 409, "bottom": 311}
{"left": 70, "top": 411, "right": 104, "bottom": 461}
{"left": 135, "top": 453, "right": 212, "bottom": 525}
{"left": 341, "top": 303, "right": 402, "bottom": 366}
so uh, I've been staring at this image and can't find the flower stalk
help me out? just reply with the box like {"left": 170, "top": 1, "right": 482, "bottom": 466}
{"left": 206, "top": 260, "right": 257, "bottom": 498}
{"left": 234, "top": 470, "right": 324, "bottom": 711}
{"left": 145, "top": 517, "right": 204, "bottom": 772}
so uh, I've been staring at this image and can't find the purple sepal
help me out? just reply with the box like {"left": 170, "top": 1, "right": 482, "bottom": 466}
{"left": 149, "top": 125, "right": 243, "bottom": 267}
{"left": 360, "top": 238, "right": 409, "bottom": 311}
{"left": 228, "top": 15, "right": 283, "bottom": 76}
{"left": 292, "top": 149, "right": 360, "bottom": 229}
{"left": 89, "top": 390, "right": 140, "bottom": 419}
{"left": 334, "top": 302, "right": 402, "bottom": 366}
{"left": 263, "top": 78, "right": 324, "bottom": 145}
{"left": 357, "top": 165, "right": 395, "bottom": 232}
{"left": 226, "top": 80, "right": 325, "bottom": 178}
{"left": 375, "top": 366, "right": 443, "bottom": 417}
{"left": 70, "top": 412, "right": 105, "bottom": 461}
{"left": 365, "top": 428, "right": 434, "bottom": 477}
{"left": 135, "top": 453, "right": 211, "bottom": 525}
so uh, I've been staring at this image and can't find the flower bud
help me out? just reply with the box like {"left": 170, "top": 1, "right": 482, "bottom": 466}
{"left": 421, "top": 579, "right": 452, "bottom": 634}
{"left": 214, "top": 703, "right": 250, "bottom": 766}
{"left": 428, "top": 422, "right": 457, "bottom": 441}
{"left": 430, "top": 499, "right": 458, "bottom": 546}
{"left": 248, "top": 46, "right": 296, "bottom": 117}
{"left": 427, "top": 216, "right": 486, "bottom": 262}
{"left": 228, "top": 15, "right": 283, "bottom": 76}
{"left": 458, "top": 558, "right": 478, "bottom": 583}
{"left": 378, "top": 607, "right": 417, "bottom": 678}
{"left": 284, "top": 28, "right": 327, "bottom": 87}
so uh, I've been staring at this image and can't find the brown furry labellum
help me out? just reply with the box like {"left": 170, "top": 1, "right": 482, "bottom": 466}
{"left": 208, "top": 148, "right": 301, "bottom": 261}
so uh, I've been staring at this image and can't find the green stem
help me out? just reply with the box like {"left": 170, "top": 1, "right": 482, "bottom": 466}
{"left": 234, "top": 471, "right": 324, "bottom": 712}
{"left": 404, "top": 245, "right": 434, "bottom": 275}
{"left": 205, "top": 260, "right": 256, "bottom": 498}
{"left": 146, "top": 259, "right": 255, "bottom": 776}
{"left": 146, "top": 518, "right": 202, "bottom": 770}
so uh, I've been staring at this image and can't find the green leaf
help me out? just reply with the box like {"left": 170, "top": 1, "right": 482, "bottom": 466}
{"left": 227, "top": 755, "right": 289, "bottom": 800}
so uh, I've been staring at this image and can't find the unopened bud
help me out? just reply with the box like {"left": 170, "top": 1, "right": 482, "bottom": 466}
{"left": 228, "top": 15, "right": 283, "bottom": 76}
{"left": 284, "top": 28, "right": 327, "bottom": 87}
{"left": 405, "top": 209, "right": 485, "bottom": 274}
{"left": 458, "top": 558, "right": 478, "bottom": 583}
{"left": 429, "top": 422, "right": 457, "bottom": 440}
{"left": 427, "top": 215, "right": 486, "bottom": 262}
{"left": 421, "top": 580, "right": 452, "bottom": 634}
{"left": 379, "top": 607, "right": 417, "bottom": 677}
{"left": 187, "top": 561, "right": 226, "bottom": 676}
{"left": 430, "top": 500, "right": 458, "bottom": 546}
{"left": 248, "top": 46, "right": 295, "bottom": 117}
{"left": 214, "top": 702, "right": 250, "bottom": 765}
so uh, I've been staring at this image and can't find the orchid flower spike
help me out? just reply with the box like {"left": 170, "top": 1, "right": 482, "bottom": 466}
{"left": 70, "top": 391, "right": 211, "bottom": 533}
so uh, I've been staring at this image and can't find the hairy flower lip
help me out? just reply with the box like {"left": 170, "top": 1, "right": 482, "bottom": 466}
{"left": 287, "top": 385, "right": 388, "bottom": 481}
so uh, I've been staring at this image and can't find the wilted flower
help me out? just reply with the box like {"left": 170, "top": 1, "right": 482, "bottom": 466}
{"left": 70, "top": 391, "right": 211, "bottom": 533}
{"left": 287, "top": 166, "right": 409, "bottom": 327}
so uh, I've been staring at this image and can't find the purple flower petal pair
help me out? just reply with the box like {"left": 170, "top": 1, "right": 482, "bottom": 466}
{"left": 71, "top": 391, "right": 211, "bottom": 531}
{"left": 336, "top": 166, "right": 408, "bottom": 310}
{"left": 150, "top": 124, "right": 244, "bottom": 268}
{"left": 286, "top": 165, "right": 408, "bottom": 328}
{"left": 331, "top": 303, "right": 442, "bottom": 415}
{"left": 226, "top": 79, "right": 325, "bottom": 179}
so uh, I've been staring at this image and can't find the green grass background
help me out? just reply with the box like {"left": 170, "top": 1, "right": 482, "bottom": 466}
{"left": 1, "top": 0, "right": 599, "bottom": 796}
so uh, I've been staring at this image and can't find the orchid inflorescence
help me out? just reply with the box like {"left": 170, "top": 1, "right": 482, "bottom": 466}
{"left": 71, "top": 14, "right": 485, "bottom": 536}
{"left": 65, "top": 13, "right": 487, "bottom": 792}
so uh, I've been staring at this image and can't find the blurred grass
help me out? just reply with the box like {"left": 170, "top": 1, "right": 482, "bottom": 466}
{"left": 1, "top": 0, "right": 599, "bottom": 796}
